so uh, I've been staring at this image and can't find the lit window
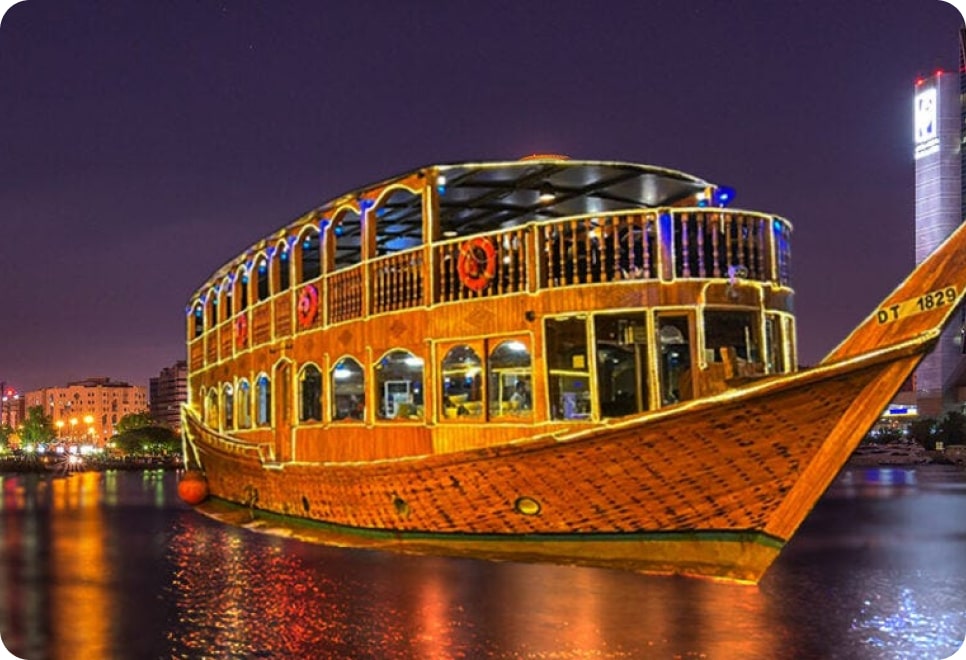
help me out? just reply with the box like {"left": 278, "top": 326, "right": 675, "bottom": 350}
{"left": 375, "top": 350, "right": 424, "bottom": 421}
{"left": 331, "top": 357, "right": 364, "bottom": 422}
{"left": 299, "top": 365, "right": 323, "bottom": 422}
{"left": 256, "top": 375, "right": 271, "bottom": 426}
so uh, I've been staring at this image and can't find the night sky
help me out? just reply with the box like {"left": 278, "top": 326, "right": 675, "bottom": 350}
{"left": 1, "top": 1, "right": 962, "bottom": 393}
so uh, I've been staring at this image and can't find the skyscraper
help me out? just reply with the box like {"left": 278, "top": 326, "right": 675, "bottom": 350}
{"left": 150, "top": 360, "right": 188, "bottom": 431}
{"left": 912, "top": 44, "right": 965, "bottom": 415}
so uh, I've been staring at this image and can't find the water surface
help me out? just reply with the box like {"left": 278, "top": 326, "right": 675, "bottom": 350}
{"left": 0, "top": 465, "right": 964, "bottom": 659}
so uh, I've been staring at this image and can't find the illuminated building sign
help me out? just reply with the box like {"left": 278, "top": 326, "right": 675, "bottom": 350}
{"left": 914, "top": 88, "right": 939, "bottom": 159}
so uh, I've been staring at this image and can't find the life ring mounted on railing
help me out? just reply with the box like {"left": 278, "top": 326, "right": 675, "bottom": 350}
{"left": 457, "top": 237, "right": 497, "bottom": 293}
{"left": 235, "top": 315, "right": 248, "bottom": 349}
{"left": 297, "top": 284, "right": 319, "bottom": 329}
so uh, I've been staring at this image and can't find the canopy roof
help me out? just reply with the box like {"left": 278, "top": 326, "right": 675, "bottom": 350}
{"left": 373, "top": 159, "right": 712, "bottom": 246}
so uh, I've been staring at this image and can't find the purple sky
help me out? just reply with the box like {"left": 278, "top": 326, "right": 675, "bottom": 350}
{"left": 0, "top": 1, "right": 962, "bottom": 393}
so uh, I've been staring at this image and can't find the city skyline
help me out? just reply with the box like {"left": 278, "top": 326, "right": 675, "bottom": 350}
{"left": 1, "top": 1, "right": 963, "bottom": 392}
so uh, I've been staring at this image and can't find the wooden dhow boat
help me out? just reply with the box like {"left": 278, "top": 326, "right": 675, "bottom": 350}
{"left": 181, "top": 157, "right": 966, "bottom": 582}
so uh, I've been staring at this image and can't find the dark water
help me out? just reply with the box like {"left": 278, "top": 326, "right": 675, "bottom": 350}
{"left": 0, "top": 466, "right": 964, "bottom": 660}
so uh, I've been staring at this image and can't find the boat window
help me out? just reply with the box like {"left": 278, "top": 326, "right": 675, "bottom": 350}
{"left": 545, "top": 317, "right": 592, "bottom": 420}
{"left": 237, "top": 379, "right": 252, "bottom": 429}
{"left": 204, "top": 388, "right": 218, "bottom": 428}
{"left": 299, "top": 228, "right": 321, "bottom": 282}
{"left": 656, "top": 314, "right": 693, "bottom": 405}
{"left": 255, "top": 257, "right": 270, "bottom": 301}
{"left": 441, "top": 345, "right": 483, "bottom": 420}
{"left": 374, "top": 188, "right": 423, "bottom": 256}
{"left": 594, "top": 314, "right": 649, "bottom": 417}
{"left": 375, "top": 350, "right": 424, "bottom": 421}
{"left": 235, "top": 269, "right": 249, "bottom": 313}
{"left": 704, "top": 310, "right": 763, "bottom": 379}
{"left": 331, "top": 357, "right": 365, "bottom": 422}
{"left": 488, "top": 340, "right": 532, "bottom": 419}
{"left": 255, "top": 374, "right": 271, "bottom": 426}
{"left": 275, "top": 243, "right": 290, "bottom": 292}
{"left": 223, "top": 383, "right": 234, "bottom": 430}
{"left": 332, "top": 209, "right": 363, "bottom": 271}
{"left": 299, "top": 364, "right": 323, "bottom": 422}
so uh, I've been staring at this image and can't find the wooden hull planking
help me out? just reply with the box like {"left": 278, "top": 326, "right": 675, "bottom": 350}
{"left": 183, "top": 338, "right": 925, "bottom": 583}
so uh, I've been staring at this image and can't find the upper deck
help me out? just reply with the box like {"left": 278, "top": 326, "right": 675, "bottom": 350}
{"left": 186, "top": 157, "right": 793, "bottom": 362}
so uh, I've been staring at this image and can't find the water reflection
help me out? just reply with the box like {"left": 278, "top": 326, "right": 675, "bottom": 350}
{"left": 0, "top": 467, "right": 963, "bottom": 659}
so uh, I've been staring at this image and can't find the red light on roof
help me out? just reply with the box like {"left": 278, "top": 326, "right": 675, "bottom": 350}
{"left": 916, "top": 77, "right": 924, "bottom": 86}
{"left": 935, "top": 69, "right": 944, "bottom": 77}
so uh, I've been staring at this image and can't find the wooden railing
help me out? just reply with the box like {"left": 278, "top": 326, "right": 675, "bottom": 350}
{"left": 190, "top": 208, "right": 792, "bottom": 368}
{"left": 434, "top": 226, "right": 530, "bottom": 304}
{"left": 371, "top": 252, "right": 423, "bottom": 313}
{"left": 327, "top": 264, "right": 364, "bottom": 324}
{"left": 540, "top": 212, "right": 658, "bottom": 287}
{"left": 673, "top": 211, "right": 770, "bottom": 281}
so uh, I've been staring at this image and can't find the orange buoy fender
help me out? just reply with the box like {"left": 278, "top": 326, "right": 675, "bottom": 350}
{"left": 178, "top": 469, "right": 209, "bottom": 505}
{"left": 457, "top": 237, "right": 497, "bottom": 292}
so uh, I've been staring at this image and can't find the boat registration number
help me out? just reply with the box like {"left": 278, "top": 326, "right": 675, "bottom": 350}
{"left": 876, "top": 286, "right": 958, "bottom": 324}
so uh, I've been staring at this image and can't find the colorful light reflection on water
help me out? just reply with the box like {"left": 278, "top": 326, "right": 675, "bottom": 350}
{"left": 0, "top": 466, "right": 963, "bottom": 659}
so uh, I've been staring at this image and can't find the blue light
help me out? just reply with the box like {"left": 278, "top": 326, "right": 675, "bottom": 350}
{"left": 334, "top": 225, "right": 345, "bottom": 237}
{"left": 713, "top": 186, "right": 735, "bottom": 207}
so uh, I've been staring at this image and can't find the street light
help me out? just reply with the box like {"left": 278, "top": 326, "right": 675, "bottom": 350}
{"left": 55, "top": 420, "right": 65, "bottom": 438}
{"left": 69, "top": 417, "right": 78, "bottom": 440}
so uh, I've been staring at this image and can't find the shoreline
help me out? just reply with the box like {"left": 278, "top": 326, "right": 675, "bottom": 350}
{"left": 0, "top": 455, "right": 183, "bottom": 474}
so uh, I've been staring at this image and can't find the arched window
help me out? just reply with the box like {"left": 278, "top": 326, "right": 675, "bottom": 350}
{"left": 274, "top": 242, "right": 291, "bottom": 292}
{"left": 488, "top": 340, "right": 532, "bottom": 419}
{"left": 190, "top": 303, "right": 204, "bottom": 339}
{"left": 218, "top": 279, "right": 232, "bottom": 323}
{"left": 205, "top": 291, "right": 216, "bottom": 331}
{"left": 331, "top": 209, "right": 363, "bottom": 271}
{"left": 331, "top": 357, "right": 364, "bottom": 422}
{"left": 222, "top": 383, "right": 234, "bottom": 429}
{"left": 299, "top": 228, "right": 321, "bottom": 282}
{"left": 235, "top": 267, "right": 249, "bottom": 313}
{"left": 299, "top": 364, "right": 323, "bottom": 422}
{"left": 256, "top": 374, "right": 271, "bottom": 426}
{"left": 440, "top": 345, "right": 483, "bottom": 419}
{"left": 255, "top": 256, "right": 270, "bottom": 301}
{"left": 373, "top": 187, "right": 422, "bottom": 256}
{"left": 375, "top": 350, "right": 424, "bottom": 421}
{"left": 205, "top": 388, "right": 219, "bottom": 427}
{"left": 237, "top": 379, "right": 252, "bottom": 429}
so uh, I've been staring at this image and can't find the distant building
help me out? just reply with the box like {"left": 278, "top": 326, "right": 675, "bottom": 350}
{"left": 0, "top": 387, "right": 26, "bottom": 431}
{"left": 25, "top": 377, "right": 148, "bottom": 445}
{"left": 150, "top": 360, "right": 187, "bottom": 432}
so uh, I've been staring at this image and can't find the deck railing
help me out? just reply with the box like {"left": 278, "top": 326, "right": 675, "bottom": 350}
{"left": 434, "top": 226, "right": 530, "bottom": 303}
{"left": 673, "top": 211, "right": 771, "bottom": 281}
{"left": 371, "top": 251, "right": 424, "bottom": 313}
{"left": 540, "top": 212, "right": 659, "bottom": 287}
{"left": 327, "top": 264, "right": 364, "bottom": 324}
{"left": 191, "top": 208, "right": 791, "bottom": 366}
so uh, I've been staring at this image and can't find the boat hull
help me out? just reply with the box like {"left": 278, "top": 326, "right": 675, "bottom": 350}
{"left": 184, "top": 340, "right": 925, "bottom": 583}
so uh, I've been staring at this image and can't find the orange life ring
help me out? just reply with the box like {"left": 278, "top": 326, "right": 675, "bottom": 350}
{"left": 297, "top": 284, "right": 319, "bottom": 328}
{"left": 235, "top": 315, "right": 248, "bottom": 349}
{"left": 457, "top": 237, "right": 497, "bottom": 292}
